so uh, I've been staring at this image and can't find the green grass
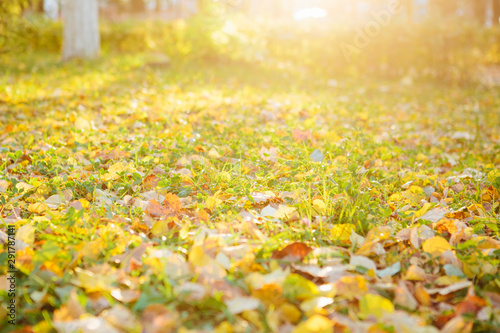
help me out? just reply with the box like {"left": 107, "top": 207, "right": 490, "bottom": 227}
{"left": 0, "top": 53, "right": 499, "bottom": 332}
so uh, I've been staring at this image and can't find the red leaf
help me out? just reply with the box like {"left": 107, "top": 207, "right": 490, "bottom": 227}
{"left": 272, "top": 242, "right": 312, "bottom": 262}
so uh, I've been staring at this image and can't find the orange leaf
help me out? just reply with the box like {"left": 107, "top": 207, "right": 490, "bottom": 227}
{"left": 146, "top": 199, "right": 170, "bottom": 217}
{"left": 292, "top": 129, "right": 313, "bottom": 143}
{"left": 272, "top": 242, "right": 312, "bottom": 262}
{"left": 142, "top": 174, "right": 159, "bottom": 190}
{"left": 434, "top": 218, "right": 458, "bottom": 235}
{"left": 455, "top": 295, "right": 486, "bottom": 316}
{"left": 163, "top": 193, "right": 182, "bottom": 213}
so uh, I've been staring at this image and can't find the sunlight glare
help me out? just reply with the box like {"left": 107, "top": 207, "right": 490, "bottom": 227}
{"left": 293, "top": 7, "right": 328, "bottom": 21}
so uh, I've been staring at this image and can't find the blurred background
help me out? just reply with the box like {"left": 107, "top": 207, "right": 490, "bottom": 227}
{"left": 1, "top": 0, "right": 500, "bottom": 85}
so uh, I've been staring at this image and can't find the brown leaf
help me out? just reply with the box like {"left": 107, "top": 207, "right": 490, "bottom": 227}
{"left": 414, "top": 283, "right": 431, "bottom": 306}
{"left": 434, "top": 218, "right": 458, "bottom": 235}
{"left": 292, "top": 129, "right": 313, "bottom": 143}
{"left": 141, "top": 304, "right": 178, "bottom": 333}
{"left": 53, "top": 289, "right": 85, "bottom": 322}
{"left": 440, "top": 316, "right": 473, "bottom": 333}
{"left": 96, "top": 149, "right": 130, "bottom": 161}
{"left": 272, "top": 242, "right": 312, "bottom": 262}
{"left": 142, "top": 174, "right": 159, "bottom": 190}
{"left": 163, "top": 193, "right": 182, "bottom": 213}
{"left": 455, "top": 295, "right": 486, "bottom": 316}
{"left": 146, "top": 199, "right": 170, "bottom": 217}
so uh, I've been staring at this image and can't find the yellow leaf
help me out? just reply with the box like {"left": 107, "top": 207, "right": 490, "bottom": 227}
{"left": 283, "top": 274, "right": 319, "bottom": 301}
{"left": 388, "top": 193, "right": 403, "bottom": 202}
{"left": 28, "top": 203, "right": 49, "bottom": 214}
{"left": 405, "top": 265, "right": 426, "bottom": 281}
{"left": 241, "top": 310, "right": 264, "bottom": 331}
{"left": 487, "top": 169, "right": 500, "bottom": 183}
{"left": 408, "top": 186, "right": 424, "bottom": 195}
{"left": 335, "top": 276, "right": 367, "bottom": 300}
{"left": 330, "top": 224, "right": 354, "bottom": 243}
{"left": 414, "top": 285, "right": 430, "bottom": 306}
{"left": 359, "top": 293, "right": 394, "bottom": 319}
{"left": 206, "top": 195, "right": 222, "bottom": 210}
{"left": 215, "top": 321, "right": 234, "bottom": 333}
{"left": 188, "top": 246, "right": 211, "bottom": 267}
{"left": 422, "top": 236, "right": 451, "bottom": 256}
{"left": 75, "top": 117, "right": 92, "bottom": 131}
{"left": 101, "top": 162, "right": 136, "bottom": 182}
{"left": 78, "top": 199, "right": 90, "bottom": 208}
{"left": 435, "top": 275, "right": 463, "bottom": 286}
{"left": 278, "top": 303, "right": 302, "bottom": 324}
{"left": 80, "top": 239, "right": 105, "bottom": 260}
{"left": 100, "top": 224, "right": 127, "bottom": 256}
{"left": 292, "top": 314, "right": 333, "bottom": 333}
{"left": 75, "top": 267, "right": 116, "bottom": 292}
{"left": 208, "top": 148, "right": 221, "bottom": 159}
{"left": 416, "top": 153, "right": 428, "bottom": 162}
{"left": 472, "top": 236, "right": 500, "bottom": 250}
{"left": 312, "top": 199, "right": 326, "bottom": 215}
{"left": 275, "top": 205, "right": 298, "bottom": 220}
{"left": 414, "top": 203, "right": 432, "bottom": 218}
{"left": 16, "top": 223, "right": 36, "bottom": 247}
{"left": 44, "top": 260, "right": 64, "bottom": 277}
{"left": 150, "top": 219, "right": 172, "bottom": 237}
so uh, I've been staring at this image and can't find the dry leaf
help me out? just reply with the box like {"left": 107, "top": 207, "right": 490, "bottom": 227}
{"left": 272, "top": 242, "right": 312, "bottom": 262}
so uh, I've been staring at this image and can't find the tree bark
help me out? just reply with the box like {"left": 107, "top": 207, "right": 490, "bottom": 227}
{"left": 34, "top": 0, "right": 44, "bottom": 13}
{"left": 62, "top": 0, "right": 100, "bottom": 60}
{"left": 473, "top": 0, "right": 487, "bottom": 25}
{"left": 493, "top": 0, "right": 500, "bottom": 25}
{"left": 429, "top": 0, "right": 458, "bottom": 18}
{"left": 131, "top": 0, "right": 146, "bottom": 13}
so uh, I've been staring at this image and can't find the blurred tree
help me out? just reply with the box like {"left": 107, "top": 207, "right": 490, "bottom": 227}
{"left": 62, "top": 0, "right": 100, "bottom": 60}
{"left": 493, "top": 0, "right": 500, "bottom": 25}
{"left": 428, "top": 0, "right": 458, "bottom": 18}
{"left": 472, "top": 0, "right": 487, "bottom": 25}
{"left": 33, "top": 0, "right": 44, "bottom": 13}
{"left": 22, "top": 0, "right": 44, "bottom": 13}
{"left": 130, "top": 0, "right": 146, "bottom": 13}
{"left": 110, "top": 0, "right": 125, "bottom": 14}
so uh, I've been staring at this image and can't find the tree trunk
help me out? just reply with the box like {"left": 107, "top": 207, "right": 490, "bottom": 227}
{"left": 429, "top": 0, "right": 458, "bottom": 18}
{"left": 62, "top": 0, "right": 100, "bottom": 61}
{"left": 35, "top": 0, "right": 44, "bottom": 13}
{"left": 493, "top": 0, "right": 500, "bottom": 25}
{"left": 473, "top": 0, "right": 487, "bottom": 25}
{"left": 131, "top": 0, "right": 146, "bottom": 13}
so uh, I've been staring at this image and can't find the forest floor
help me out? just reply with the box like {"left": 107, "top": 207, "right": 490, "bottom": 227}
{"left": 0, "top": 54, "right": 500, "bottom": 333}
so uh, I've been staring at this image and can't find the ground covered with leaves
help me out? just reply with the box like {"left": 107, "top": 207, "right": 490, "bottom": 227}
{"left": 1, "top": 54, "right": 500, "bottom": 333}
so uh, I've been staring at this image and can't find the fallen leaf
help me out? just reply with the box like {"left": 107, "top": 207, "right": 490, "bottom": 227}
{"left": 292, "top": 314, "right": 333, "bottom": 333}
{"left": 225, "top": 296, "right": 260, "bottom": 314}
{"left": 272, "top": 242, "right": 312, "bottom": 262}
{"left": 146, "top": 199, "right": 171, "bottom": 218}
{"left": 359, "top": 293, "right": 394, "bottom": 319}
{"left": 422, "top": 236, "right": 452, "bottom": 256}
{"left": 28, "top": 203, "right": 49, "bottom": 214}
